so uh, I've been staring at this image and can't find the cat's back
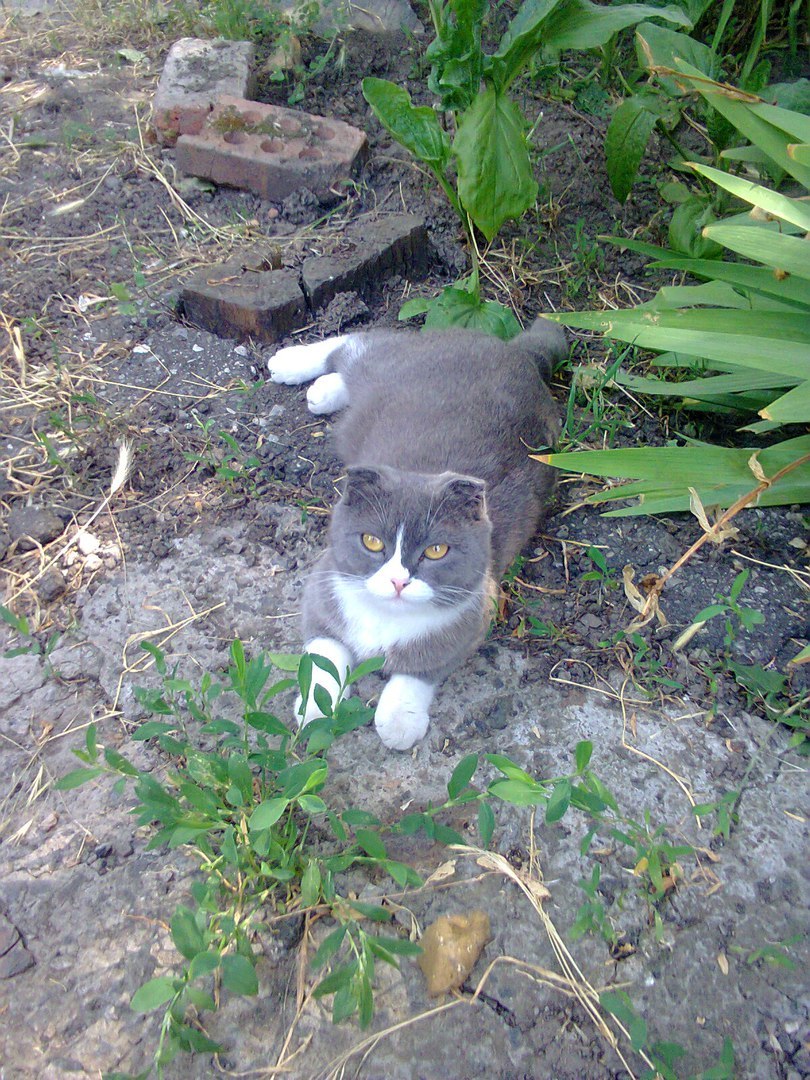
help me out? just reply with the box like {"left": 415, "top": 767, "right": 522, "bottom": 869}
{"left": 333, "top": 327, "right": 560, "bottom": 478}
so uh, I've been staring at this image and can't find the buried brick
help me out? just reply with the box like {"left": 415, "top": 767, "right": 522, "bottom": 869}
{"left": 153, "top": 39, "right": 257, "bottom": 148}
{"left": 181, "top": 246, "right": 304, "bottom": 344}
{"left": 175, "top": 95, "right": 368, "bottom": 200}
{"left": 301, "top": 213, "right": 428, "bottom": 309}
{"left": 181, "top": 214, "right": 428, "bottom": 343}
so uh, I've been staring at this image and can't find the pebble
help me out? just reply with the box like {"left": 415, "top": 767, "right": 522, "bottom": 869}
{"left": 7, "top": 506, "right": 64, "bottom": 550}
{"left": 77, "top": 529, "right": 100, "bottom": 555}
{"left": 37, "top": 568, "right": 66, "bottom": 602}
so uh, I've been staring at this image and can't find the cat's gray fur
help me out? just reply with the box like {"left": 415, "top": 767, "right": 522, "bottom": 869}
{"left": 270, "top": 317, "right": 565, "bottom": 747}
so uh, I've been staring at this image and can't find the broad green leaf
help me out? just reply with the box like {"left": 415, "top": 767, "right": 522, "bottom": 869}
{"left": 550, "top": 309, "right": 810, "bottom": 377}
{"left": 454, "top": 87, "right": 537, "bottom": 242}
{"left": 171, "top": 906, "right": 206, "bottom": 960}
{"left": 602, "top": 234, "right": 810, "bottom": 305}
{"left": 312, "top": 926, "right": 347, "bottom": 970}
{"left": 635, "top": 21, "right": 720, "bottom": 85}
{"left": 267, "top": 652, "right": 301, "bottom": 672}
{"left": 346, "top": 899, "right": 390, "bottom": 921}
{"left": 478, "top": 801, "right": 496, "bottom": 847}
{"left": 54, "top": 766, "right": 103, "bottom": 790}
{"left": 604, "top": 95, "right": 659, "bottom": 203}
{"left": 448, "top": 753, "right": 478, "bottom": 799}
{"left": 545, "top": 780, "right": 572, "bottom": 823}
{"left": 221, "top": 953, "right": 258, "bottom": 996}
{"left": 189, "top": 950, "right": 221, "bottom": 980}
{"left": 245, "top": 710, "right": 289, "bottom": 736}
{"left": 344, "top": 656, "right": 386, "bottom": 685}
{"left": 575, "top": 740, "right": 593, "bottom": 772}
{"left": 355, "top": 827, "right": 387, "bottom": 860}
{"left": 300, "top": 859, "right": 322, "bottom": 908}
{"left": 313, "top": 961, "right": 357, "bottom": 998}
{"left": 249, "top": 797, "right": 288, "bottom": 832}
{"left": 488, "top": 778, "right": 548, "bottom": 806}
{"left": 422, "top": 286, "right": 521, "bottom": 339}
{"left": 688, "top": 163, "right": 810, "bottom": 231}
{"left": 130, "top": 976, "right": 177, "bottom": 1013}
{"left": 366, "top": 933, "right": 422, "bottom": 958}
{"left": 362, "top": 78, "right": 450, "bottom": 171}
{"left": 489, "top": 0, "right": 564, "bottom": 91}
{"left": 541, "top": 0, "right": 689, "bottom": 52}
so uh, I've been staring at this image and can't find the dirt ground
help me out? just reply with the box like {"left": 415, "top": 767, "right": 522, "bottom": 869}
{"left": 0, "top": 5, "right": 808, "bottom": 1080}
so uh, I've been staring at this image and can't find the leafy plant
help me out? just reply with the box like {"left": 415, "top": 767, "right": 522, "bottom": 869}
{"left": 363, "top": 0, "right": 688, "bottom": 336}
{"left": 1, "top": 603, "right": 61, "bottom": 662}
{"left": 601, "top": 990, "right": 736, "bottom": 1080}
{"left": 539, "top": 72, "right": 810, "bottom": 516}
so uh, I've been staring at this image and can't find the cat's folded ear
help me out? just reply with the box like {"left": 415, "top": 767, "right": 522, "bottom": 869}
{"left": 434, "top": 472, "right": 489, "bottom": 522}
{"left": 342, "top": 465, "right": 387, "bottom": 506}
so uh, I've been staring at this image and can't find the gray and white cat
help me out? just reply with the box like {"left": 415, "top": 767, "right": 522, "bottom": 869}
{"left": 268, "top": 318, "right": 565, "bottom": 750}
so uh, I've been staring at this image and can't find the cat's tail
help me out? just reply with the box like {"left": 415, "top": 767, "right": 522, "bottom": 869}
{"left": 511, "top": 317, "right": 568, "bottom": 383}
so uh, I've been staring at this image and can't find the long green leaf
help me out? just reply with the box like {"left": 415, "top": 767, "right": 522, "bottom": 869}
{"left": 550, "top": 310, "right": 810, "bottom": 376}
{"left": 538, "top": 436, "right": 810, "bottom": 515}
{"left": 749, "top": 100, "right": 810, "bottom": 143}
{"left": 673, "top": 63, "right": 810, "bottom": 188}
{"left": 759, "top": 380, "right": 810, "bottom": 423}
{"left": 454, "top": 86, "right": 537, "bottom": 241}
{"left": 617, "top": 369, "right": 799, "bottom": 400}
{"left": 688, "top": 163, "right": 810, "bottom": 231}
{"left": 703, "top": 225, "right": 810, "bottom": 281}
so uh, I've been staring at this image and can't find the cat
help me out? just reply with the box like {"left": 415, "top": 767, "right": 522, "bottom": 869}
{"left": 268, "top": 318, "right": 565, "bottom": 750}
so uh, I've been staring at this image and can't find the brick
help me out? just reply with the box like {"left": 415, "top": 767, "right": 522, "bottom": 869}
{"left": 181, "top": 246, "right": 304, "bottom": 343}
{"left": 179, "top": 214, "right": 428, "bottom": 343}
{"left": 175, "top": 95, "right": 368, "bottom": 200}
{"left": 154, "top": 38, "right": 256, "bottom": 147}
{"left": 302, "top": 213, "right": 429, "bottom": 309}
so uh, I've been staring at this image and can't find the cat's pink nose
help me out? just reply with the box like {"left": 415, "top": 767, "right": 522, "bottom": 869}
{"left": 391, "top": 577, "right": 409, "bottom": 596}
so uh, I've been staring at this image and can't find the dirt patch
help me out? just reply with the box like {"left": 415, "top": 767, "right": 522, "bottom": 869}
{"left": 0, "top": 7, "right": 807, "bottom": 1080}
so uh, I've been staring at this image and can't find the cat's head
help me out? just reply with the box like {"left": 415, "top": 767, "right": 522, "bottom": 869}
{"left": 329, "top": 465, "right": 492, "bottom": 607}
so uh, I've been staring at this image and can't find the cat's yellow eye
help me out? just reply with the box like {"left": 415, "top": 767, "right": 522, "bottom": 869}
{"left": 362, "top": 533, "right": 384, "bottom": 553}
{"left": 424, "top": 543, "right": 449, "bottom": 560}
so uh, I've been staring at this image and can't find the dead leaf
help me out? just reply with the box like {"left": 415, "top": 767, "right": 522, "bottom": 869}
{"left": 717, "top": 951, "right": 729, "bottom": 975}
{"left": 689, "top": 487, "right": 739, "bottom": 544}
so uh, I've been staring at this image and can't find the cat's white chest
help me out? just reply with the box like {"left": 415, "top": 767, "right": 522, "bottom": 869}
{"left": 332, "top": 575, "right": 463, "bottom": 657}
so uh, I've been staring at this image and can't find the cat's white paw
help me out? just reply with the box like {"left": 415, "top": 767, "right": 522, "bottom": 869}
{"left": 307, "top": 372, "right": 349, "bottom": 415}
{"left": 296, "top": 637, "right": 353, "bottom": 727}
{"left": 268, "top": 337, "right": 346, "bottom": 385}
{"left": 374, "top": 675, "right": 435, "bottom": 751}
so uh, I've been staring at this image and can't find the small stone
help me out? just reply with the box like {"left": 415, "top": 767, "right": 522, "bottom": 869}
{"left": 84, "top": 553, "right": 103, "bottom": 572}
{"left": 36, "top": 568, "right": 66, "bottom": 602}
{"left": 7, "top": 506, "right": 64, "bottom": 550}
{"left": 76, "top": 529, "right": 100, "bottom": 555}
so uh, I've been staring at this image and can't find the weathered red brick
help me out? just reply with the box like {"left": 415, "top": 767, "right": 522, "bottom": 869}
{"left": 175, "top": 95, "right": 368, "bottom": 200}
{"left": 154, "top": 39, "right": 256, "bottom": 147}
{"left": 302, "top": 213, "right": 429, "bottom": 309}
{"left": 181, "top": 246, "right": 304, "bottom": 343}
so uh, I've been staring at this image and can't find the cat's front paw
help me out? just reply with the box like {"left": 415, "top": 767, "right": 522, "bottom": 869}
{"left": 268, "top": 338, "right": 344, "bottom": 385}
{"left": 374, "top": 675, "right": 435, "bottom": 751}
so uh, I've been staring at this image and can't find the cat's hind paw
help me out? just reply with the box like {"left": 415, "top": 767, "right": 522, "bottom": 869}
{"left": 374, "top": 675, "right": 434, "bottom": 751}
{"left": 307, "top": 373, "right": 349, "bottom": 415}
{"left": 268, "top": 337, "right": 346, "bottom": 385}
